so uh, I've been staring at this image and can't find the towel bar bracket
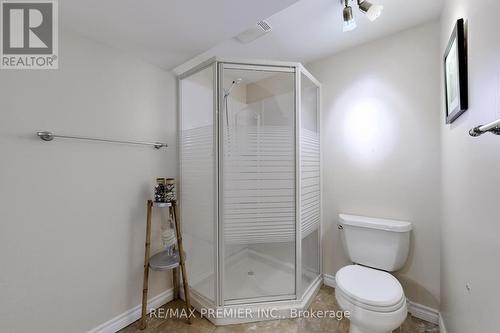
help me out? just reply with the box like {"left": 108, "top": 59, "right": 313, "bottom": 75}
{"left": 469, "top": 126, "right": 500, "bottom": 137}
{"left": 469, "top": 117, "right": 500, "bottom": 137}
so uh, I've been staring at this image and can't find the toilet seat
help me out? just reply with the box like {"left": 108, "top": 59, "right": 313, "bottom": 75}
{"left": 336, "top": 265, "right": 405, "bottom": 313}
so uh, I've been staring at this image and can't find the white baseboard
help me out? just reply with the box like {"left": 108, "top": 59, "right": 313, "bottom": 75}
{"left": 323, "top": 273, "right": 336, "bottom": 288}
{"left": 439, "top": 314, "right": 448, "bottom": 333}
{"left": 406, "top": 300, "right": 439, "bottom": 325}
{"left": 322, "top": 274, "right": 439, "bottom": 326}
{"left": 88, "top": 288, "right": 174, "bottom": 333}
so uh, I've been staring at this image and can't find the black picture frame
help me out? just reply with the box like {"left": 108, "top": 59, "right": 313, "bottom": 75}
{"left": 444, "top": 18, "right": 468, "bottom": 124}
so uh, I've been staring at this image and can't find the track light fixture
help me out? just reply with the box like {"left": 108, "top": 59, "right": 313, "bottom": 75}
{"left": 342, "top": 0, "right": 357, "bottom": 32}
{"left": 357, "top": 0, "right": 384, "bottom": 21}
{"left": 341, "top": 0, "right": 384, "bottom": 32}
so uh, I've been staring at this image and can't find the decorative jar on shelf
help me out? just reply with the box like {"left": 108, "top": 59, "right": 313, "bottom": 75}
{"left": 165, "top": 178, "right": 176, "bottom": 203}
{"left": 154, "top": 178, "right": 167, "bottom": 203}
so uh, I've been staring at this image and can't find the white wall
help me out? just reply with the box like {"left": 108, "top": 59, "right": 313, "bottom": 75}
{"left": 0, "top": 30, "right": 176, "bottom": 332}
{"left": 440, "top": 0, "right": 500, "bottom": 332}
{"left": 307, "top": 22, "right": 442, "bottom": 308}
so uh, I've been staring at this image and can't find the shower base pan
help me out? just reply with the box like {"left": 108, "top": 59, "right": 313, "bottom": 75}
{"left": 185, "top": 248, "right": 322, "bottom": 326}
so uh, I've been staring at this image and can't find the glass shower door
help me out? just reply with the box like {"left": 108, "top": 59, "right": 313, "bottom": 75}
{"left": 220, "top": 65, "right": 296, "bottom": 303}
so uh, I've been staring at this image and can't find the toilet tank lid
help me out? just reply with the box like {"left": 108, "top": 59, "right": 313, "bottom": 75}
{"left": 338, "top": 214, "right": 412, "bottom": 232}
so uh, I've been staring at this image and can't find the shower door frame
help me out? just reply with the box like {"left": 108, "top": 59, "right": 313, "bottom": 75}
{"left": 177, "top": 57, "right": 322, "bottom": 310}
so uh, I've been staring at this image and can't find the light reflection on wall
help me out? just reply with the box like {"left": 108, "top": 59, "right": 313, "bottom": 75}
{"left": 335, "top": 78, "right": 400, "bottom": 166}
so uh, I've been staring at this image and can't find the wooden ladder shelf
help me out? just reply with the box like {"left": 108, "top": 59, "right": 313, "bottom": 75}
{"left": 140, "top": 200, "right": 192, "bottom": 329}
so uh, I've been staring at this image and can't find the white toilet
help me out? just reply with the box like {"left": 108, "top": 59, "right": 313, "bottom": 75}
{"left": 335, "top": 214, "right": 412, "bottom": 333}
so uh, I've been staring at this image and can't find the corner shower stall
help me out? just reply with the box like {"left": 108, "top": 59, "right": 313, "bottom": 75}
{"left": 178, "top": 58, "right": 321, "bottom": 324}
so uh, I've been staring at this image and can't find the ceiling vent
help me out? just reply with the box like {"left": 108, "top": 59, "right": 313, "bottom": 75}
{"left": 234, "top": 20, "right": 272, "bottom": 44}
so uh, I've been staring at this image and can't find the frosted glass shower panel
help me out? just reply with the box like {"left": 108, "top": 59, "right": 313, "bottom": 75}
{"left": 300, "top": 72, "right": 320, "bottom": 296}
{"left": 179, "top": 65, "right": 216, "bottom": 302}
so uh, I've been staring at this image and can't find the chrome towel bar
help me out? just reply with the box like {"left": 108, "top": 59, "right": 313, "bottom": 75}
{"left": 36, "top": 131, "right": 168, "bottom": 149}
{"left": 469, "top": 118, "right": 500, "bottom": 137}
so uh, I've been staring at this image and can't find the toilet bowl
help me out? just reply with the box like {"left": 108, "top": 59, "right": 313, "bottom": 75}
{"left": 335, "top": 214, "right": 412, "bottom": 333}
{"left": 335, "top": 265, "right": 407, "bottom": 333}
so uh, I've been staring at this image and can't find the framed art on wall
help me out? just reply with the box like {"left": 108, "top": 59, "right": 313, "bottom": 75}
{"left": 444, "top": 18, "right": 468, "bottom": 124}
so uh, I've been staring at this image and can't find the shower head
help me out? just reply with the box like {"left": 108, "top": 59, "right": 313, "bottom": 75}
{"left": 224, "top": 78, "right": 243, "bottom": 97}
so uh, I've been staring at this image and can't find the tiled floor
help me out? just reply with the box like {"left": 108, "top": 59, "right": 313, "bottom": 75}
{"left": 119, "top": 286, "right": 439, "bottom": 333}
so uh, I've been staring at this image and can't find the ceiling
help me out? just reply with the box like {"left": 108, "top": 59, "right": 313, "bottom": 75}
{"left": 59, "top": 0, "right": 299, "bottom": 70}
{"left": 60, "top": 0, "right": 443, "bottom": 72}
{"left": 174, "top": 0, "right": 444, "bottom": 74}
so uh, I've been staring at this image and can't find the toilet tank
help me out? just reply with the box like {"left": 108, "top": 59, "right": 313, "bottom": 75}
{"left": 338, "top": 214, "right": 412, "bottom": 272}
